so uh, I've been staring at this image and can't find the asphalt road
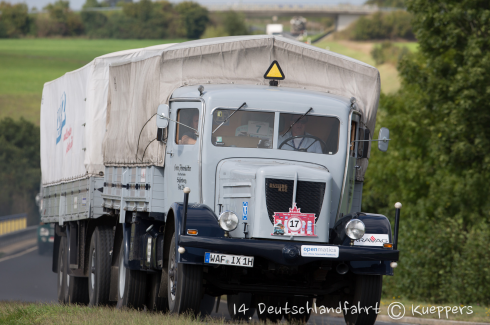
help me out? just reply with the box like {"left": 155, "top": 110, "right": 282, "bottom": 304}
{"left": 0, "top": 247, "right": 408, "bottom": 325}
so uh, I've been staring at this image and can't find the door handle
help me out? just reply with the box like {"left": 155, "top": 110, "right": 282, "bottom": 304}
{"left": 167, "top": 150, "right": 173, "bottom": 157}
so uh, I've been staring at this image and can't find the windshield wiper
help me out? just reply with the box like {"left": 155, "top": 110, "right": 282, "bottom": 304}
{"left": 282, "top": 107, "right": 313, "bottom": 136}
{"left": 212, "top": 102, "right": 247, "bottom": 134}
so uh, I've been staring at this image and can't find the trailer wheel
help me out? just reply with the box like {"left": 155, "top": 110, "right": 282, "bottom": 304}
{"left": 167, "top": 233, "right": 202, "bottom": 314}
{"left": 284, "top": 296, "right": 313, "bottom": 324}
{"left": 256, "top": 295, "right": 284, "bottom": 323}
{"left": 88, "top": 226, "right": 114, "bottom": 306}
{"left": 57, "top": 237, "right": 67, "bottom": 304}
{"left": 67, "top": 276, "right": 89, "bottom": 305}
{"left": 227, "top": 293, "right": 255, "bottom": 320}
{"left": 116, "top": 241, "right": 147, "bottom": 309}
{"left": 343, "top": 274, "right": 382, "bottom": 325}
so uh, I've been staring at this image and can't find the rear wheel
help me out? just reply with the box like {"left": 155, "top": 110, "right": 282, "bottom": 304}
{"left": 88, "top": 226, "right": 114, "bottom": 306}
{"left": 57, "top": 237, "right": 67, "bottom": 304}
{"left": 227, "top": 293, "right": 255, "bottom": 320}
{"left": 167, "top": 233, "right": 202, "bottom": 315}
{"left": 284, "top": 296, "right": 313, "bottom": 324}
{"left": 116, "top": 242, "right": 147, "bottom": 309}
{"left": 343, "top": 274, "right": 382, "bottom": 325}
{"left": 256, "top": 295, "right": 284, "bottom": 323}
{"left": 199, "top": 294, "right": 216, "bottom": 317}
{"left": 146, "top": 271, "right": 168, "bottom": 312}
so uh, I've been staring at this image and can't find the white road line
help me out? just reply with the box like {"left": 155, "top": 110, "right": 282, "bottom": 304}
{"left": 0, "top": 246, "right": 37, "bottom": 263}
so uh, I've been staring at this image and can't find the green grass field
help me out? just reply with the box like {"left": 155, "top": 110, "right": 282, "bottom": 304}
{"left": 0, "top": 38, "right": 416, "bottom": 125}
{"left": 0, "top": 39, "right": 185, "bottom": 124}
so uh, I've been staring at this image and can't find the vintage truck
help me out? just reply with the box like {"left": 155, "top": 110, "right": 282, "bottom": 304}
{"left": 40, "top": 36, "right": 400, "bottom": 325}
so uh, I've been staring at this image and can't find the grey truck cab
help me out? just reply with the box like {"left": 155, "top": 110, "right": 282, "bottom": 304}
{"left": 41, "top": 36, "right": 400, "bottom": 325}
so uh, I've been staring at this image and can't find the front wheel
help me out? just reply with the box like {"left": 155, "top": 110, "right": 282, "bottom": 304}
{"left": 167, "top": 233, "right": 203, "bottom": 315}
{"left": 343, "top": 274, "right": 382, "bottom": 325}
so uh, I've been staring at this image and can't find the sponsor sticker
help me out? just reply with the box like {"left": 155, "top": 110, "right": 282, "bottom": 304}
{"left": 82, "top": 197, "right": 86, "bottom": 206}
{"left": 301, "top": 245, "right": 339, "bottom": 258}
{"left": 354, "top": 233, "right": 389, "bottom": 246}
{"left": 242, "top": 202, "right": 248, "bottom": 220}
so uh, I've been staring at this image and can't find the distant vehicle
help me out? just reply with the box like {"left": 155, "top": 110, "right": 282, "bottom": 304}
{"left": 36, "top": 192, "right": 54, "bottom": 255}
{"left": 266, "top": 24, "right": 283, "bottom": 35}
{"left": 290, "top": 16, "right": 307, "bottom": 36}
{"left": 40, "top": 36, "right": 400, "bottom": 325}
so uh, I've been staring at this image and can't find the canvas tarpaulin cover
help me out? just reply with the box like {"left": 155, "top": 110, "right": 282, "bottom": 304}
{"left": 103, "top": 35, "right": 380, "bottom": 180}
{"left": 40, "top": 44, "right": 175, "bottom": 185}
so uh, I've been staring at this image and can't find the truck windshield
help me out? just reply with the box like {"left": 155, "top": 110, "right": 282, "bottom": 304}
{"left": 278, "top": 113, "right": 339, "bottom": 155}
{"left": 212, "top": 109, "right": 274, "bottom": 148}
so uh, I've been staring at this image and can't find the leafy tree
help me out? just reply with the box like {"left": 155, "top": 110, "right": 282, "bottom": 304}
{"left": 0, "top": 2, "right": 31, "bottom": 37}
{"left": 0, "top": 118, "right": 40, "bottom": 225}
{"left": 348, "top": 10, "right": 414, "bottom": 40}
{"left": 364, "top": 0, "right": 490, "bottom": 304}
{"left": 222, "top": 11, "right": 248, "bottom": 36}
{"left": 40, "top": 0, "right": 84, "bottom": 36}
{"left": 175, "top": 1, "right": 208, "bottom": 39}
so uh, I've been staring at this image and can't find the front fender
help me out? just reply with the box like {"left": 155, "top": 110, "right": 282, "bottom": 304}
{"left": 331, "top": 213, "right": 395, "bottom": 276}
{"left": 169, "top": 202, "right": 224, "bottom": 265}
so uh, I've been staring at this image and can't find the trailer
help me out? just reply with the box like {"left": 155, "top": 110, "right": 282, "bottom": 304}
{"left": 40, "top": 35, "right": 400, "bottom": 324}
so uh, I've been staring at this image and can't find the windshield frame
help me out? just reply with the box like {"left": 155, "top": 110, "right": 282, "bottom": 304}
{"left": 209, "top": 106, "right": 342, "bottom": 155}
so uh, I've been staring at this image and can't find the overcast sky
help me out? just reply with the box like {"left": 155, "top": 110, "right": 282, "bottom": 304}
{"left": 9, "top": 0, "right": 367, "bottom": 11}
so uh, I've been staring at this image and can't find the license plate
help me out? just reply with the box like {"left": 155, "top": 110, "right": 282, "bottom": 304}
{"left": 204, "top": 252, "right": 254, "bottom": 267}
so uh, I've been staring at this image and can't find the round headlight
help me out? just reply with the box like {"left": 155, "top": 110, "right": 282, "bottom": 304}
{"left": 218, "top": 211, "right": 239, "bottom": 232}
{"left": 345, "top": 219, "right": 365, "bottom": 240}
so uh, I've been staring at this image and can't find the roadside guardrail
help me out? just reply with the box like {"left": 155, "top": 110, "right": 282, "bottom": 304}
{"left": 0, "top": 213, "right": 27, "bottom": 236}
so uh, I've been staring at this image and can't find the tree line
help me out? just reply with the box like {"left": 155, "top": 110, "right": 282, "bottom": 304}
{"left": 0, "top": 0, "right": 214, "bottom": 39}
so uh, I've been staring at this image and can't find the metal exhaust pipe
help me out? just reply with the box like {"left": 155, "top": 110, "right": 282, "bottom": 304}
{"left": 336, "top": 263, "right": 349, "bottom": 275}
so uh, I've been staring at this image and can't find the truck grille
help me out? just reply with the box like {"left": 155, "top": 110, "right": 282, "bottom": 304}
{"left": 265, "top": 178, "right": 326, "bottom": 224}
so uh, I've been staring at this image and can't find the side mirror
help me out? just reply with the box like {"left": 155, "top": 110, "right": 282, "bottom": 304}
{"left": 378, "top": 127, "right": 390, "bottom": 152}
{"left": 156, "top": 104, "right": 169, "bottom": 129}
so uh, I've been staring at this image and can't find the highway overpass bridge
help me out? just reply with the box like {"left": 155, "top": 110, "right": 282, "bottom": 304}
{"left": 205, "top": 4, "right": 383, "bottom": 31}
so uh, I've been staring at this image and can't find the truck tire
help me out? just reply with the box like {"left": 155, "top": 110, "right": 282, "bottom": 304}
{"left": 199, "top": 294, "right": 216, "bottom": 317}
{"left": 57, "top": 237, "right": 67, "bottom": 304}
{"left": 284, "top": 296, "right": 313, "bottom": 324}
{"left": 255, "top": 295, "right": 284, "bottom": 323}
{"left": 116, "top": 242, "right": 147, "bottom": 309}
{"left": 227, "top": 293, "right": 255, "bottom": 320}
{"left": 167, "top": 233, "right": 202, "bottom": 315}
{"left": 88, "top": 226, "right": 114, "bottom": 306}
{"left": 343, "top": 274, "right": 382, "bottom": 325}
{"left": 146, "top": 272, "right": 168, "bottom": 312}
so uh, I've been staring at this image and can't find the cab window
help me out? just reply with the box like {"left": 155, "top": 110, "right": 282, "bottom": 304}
{"left": 175, "top": 108, "right": 199, "bottom": 145}
{"left": 278, "top": 113, "right": 339, "bottom": 155}
{"left": 211, "top": 109, "right": 274, "bottom": 148}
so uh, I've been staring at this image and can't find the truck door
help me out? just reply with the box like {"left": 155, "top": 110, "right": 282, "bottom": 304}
{"left": 165, "top": 102, "right": 202, "bottom": 204}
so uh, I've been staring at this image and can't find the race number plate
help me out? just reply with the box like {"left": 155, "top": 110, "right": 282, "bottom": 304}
{"left": 204, "top": 252, "right": 254, "bottom": 268}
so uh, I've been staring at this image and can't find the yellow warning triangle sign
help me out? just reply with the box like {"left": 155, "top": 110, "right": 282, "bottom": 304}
{"left": 264, "top": 60, "right": 285, "bottom": 80}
